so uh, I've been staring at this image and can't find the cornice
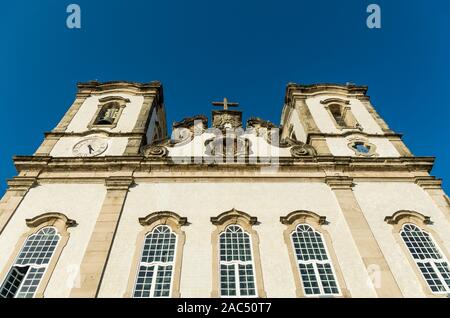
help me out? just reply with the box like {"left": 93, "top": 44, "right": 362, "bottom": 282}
{"left": 76, "top": 80, "right": 164, "bottom": 102}
{"left": 104, "top": 176, "right": 134, "bottom": 190}
{"left": 325, "top": 176, "right": 354, "bottom": 189}
{"left": 6, "top": 177, "right": 37, "bottom": 192}
{"left": 306, "top": 132, "right": 404, "bottom": 140}
{"left": 12, "top": 155, "right": 436, "bottom": 175}
{"left": 285, "top": 83, "right": 368, "bottom": 104}
{"left": 414, "top": 176, "right": 443, "bottom": 189}
{"left": 44, "top": 131, "right": 146, "bottom": 138}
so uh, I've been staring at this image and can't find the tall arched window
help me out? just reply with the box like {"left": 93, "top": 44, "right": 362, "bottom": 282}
{"left": 291, "top": 224, "right": 340, "bottom": 296}
{"left": 401, "top": 224, "right": 450, "bottom": 294}
{"left": 219, "top": 225, "right": 256, "bottom": 297}
{"left": 211, "top": 209, "right": 266, "bottom": 298}
{"left": 0, "top": 227, "right": 60, "bottom": 298}
{"left": 133, "top": 225, "right": 177, "bottom": 298}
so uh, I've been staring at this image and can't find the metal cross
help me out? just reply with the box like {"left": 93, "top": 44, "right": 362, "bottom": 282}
{"left": 212, "top": 97, "right": 239, "bottom": 111}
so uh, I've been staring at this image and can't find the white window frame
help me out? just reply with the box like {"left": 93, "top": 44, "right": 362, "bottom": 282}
{"left": 401, "top": 223, "right": 450, "bottom": 295}
{"left": 218, "top": 225, "right": 258, "bottom": 298}
{"left": 0, "top": 226, "right": 61, "bottom": 298}
{"left": 132, "top": 225, "right": 177, "bottom": 298}
{"left": 290, "top": 224, "right": 341, "bottom": 297}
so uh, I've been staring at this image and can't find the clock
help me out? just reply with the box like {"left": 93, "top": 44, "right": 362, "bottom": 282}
{"left": 72, "top": 137, "right": 108, "bottom": 157}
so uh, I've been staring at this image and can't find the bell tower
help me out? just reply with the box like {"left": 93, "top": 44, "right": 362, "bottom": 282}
{"left": 280, "top": 83, "right": 412, "bottom": 158}
{"left": 34, "top": 81, "right": 167, "bottom": 158}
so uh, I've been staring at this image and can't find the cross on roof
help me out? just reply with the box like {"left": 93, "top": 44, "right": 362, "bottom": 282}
{"left": 212, "top": 97, "right": 239, "bottom": 111}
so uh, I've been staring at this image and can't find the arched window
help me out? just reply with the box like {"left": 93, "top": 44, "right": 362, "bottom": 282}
{"left": 94, "top": 102, "right": 121, "bottom": 125}
{"left": 329, "top": 105, "right": 346, "bottom": 127}
{"left": 291, "top": 224, "right": 340, "bottom": 296}
{"left": 219, "top": 225, "right": 256, "bottom": 297}
{"left": 401, "top": 224, "right": 450, "bottom": 294}
{"left": 88, "top": 96, "right": 129, "bottom": 129}
{"left": 321, "top": 98, "right": 359, "bottom": 130}
{"left": 133, "top": 225, "right": 177, "bottom": 298}
{"left": 0, "top": 227, "right": 60, "bottom": 298}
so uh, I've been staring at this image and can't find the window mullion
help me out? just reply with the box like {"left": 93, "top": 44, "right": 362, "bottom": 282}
{"left": 430, "top": 261, "right": 450, "bottom": 292}
{"left": 149, "top": 264, "right": 158, "bottom": 297}
{"left": 313, "top": 262, "right": 325, "bottom": 295}
{"left": 14, "top": 267, "right": 32, "bottom": 298}
{"left": 234, "top": 263, "right": 240, "bottom": 297}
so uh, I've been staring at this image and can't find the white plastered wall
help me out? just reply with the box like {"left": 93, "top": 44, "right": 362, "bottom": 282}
{"left": 167, "top": 133, "right": 292, "bottom": 158}
{"left": 326, "top": 136, "right": 400, "bottom": 157}
{"left": 286, "top": 107, "right": 308, "bottom": 142}
{"left": 50, "top": 135, "right": 129, "bottom": 157}
{"left": 98, "top": 182, "right": 376, "bottom": 298}
{"left": 352, "top": 182, "right": 450, "bottom": 297}
{"left": 0, "top": 183, "right": 106, "bottom": 298}
{"left": 305, "top": 95, "right": 383, "bottom": 135}
{"left": 65, "top": 93, "right": 144, "bottom": 133}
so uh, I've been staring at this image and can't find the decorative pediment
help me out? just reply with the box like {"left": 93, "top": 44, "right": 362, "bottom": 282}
{"left": 26, "top": 212, "right": 77, "bottom": 228}
{"left": 210, "top": 208, "right": 258, "bottom": 226}
{"left": 98, "top": 96, "right": 131, "bottom": 103}
{"left": 320, "top": 98, "right": 350, "bottom": 105}
{"left": 280, "top": 210, "right": 327, "bottom": 225}
{"left": 139, "top": 211, "right": 188, "bottom": 227}
{"left": 384, "top": 210, "right": 432, "bottom": 225}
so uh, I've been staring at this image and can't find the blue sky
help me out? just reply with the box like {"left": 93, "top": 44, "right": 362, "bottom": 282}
{"left": 0, "top": 0, "right": 449, "bottom": 194}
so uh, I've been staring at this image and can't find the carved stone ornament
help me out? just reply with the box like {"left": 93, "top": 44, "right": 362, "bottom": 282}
{"left": 212, "top": 110, "right": 242, "bottom": 130}
{"left": 290, "top": 145, "right": 315, "bottom": 157}
{"left": 170, "top": 115, "right": 208, "bottom": 145}
{"left": 173, "top": 115, "right": 208, "bottom": 131}
{"left": 279, "top": 137, "right": 317, "bottom": 157}
{"left": 205, "top": 135, "right": 251, "bottom": 157}
{"left": 246, "top": 117, "right": 276, "bottom": 129}
{"left": 142, "top": 144, "right": 168, "bottom": 158}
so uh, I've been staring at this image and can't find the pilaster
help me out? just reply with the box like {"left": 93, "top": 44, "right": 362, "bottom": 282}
{"left": 0, "top": 177, "right": 37, "bottom": 235}
{"left": 53, "top": 93, "right": 90, "bottom": 133}
{"left": 124, "top": 94, "right": 157, "bottom": 155}
{"left": 35, "top": 92, "right": 90, "bottom": 156}
{"left": 326, "top": 176, "right": 403, "bottom": 297}
{"left": 69, "top": 176, "right": 133, "bottom": 298}
{"left": 388, "top": 135, "right": 413, "bottom": 157}
{"left": 415, "top": 177, "right": 450, "bottom": 223}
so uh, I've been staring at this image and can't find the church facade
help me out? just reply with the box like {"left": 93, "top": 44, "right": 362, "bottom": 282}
{"left": 0, "top": 81, "right": 449, "bottom": 298}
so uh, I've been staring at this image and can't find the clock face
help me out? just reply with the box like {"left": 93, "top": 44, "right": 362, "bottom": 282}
{"left": 72, "top": 137, "right": 108, "bottom": 157}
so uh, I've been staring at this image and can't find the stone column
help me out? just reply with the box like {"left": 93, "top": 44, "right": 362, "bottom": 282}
{"left": 0, "top": 177, "right": 37, "bottom": 235}
{"left": 69, "top": 176, "right": 133, "bottom": 298}
{"left": 416, "top": 177, "right": 450, "bottom": 223}
{"left": 326, "top": 176, "right": 402, "bottom": 297}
